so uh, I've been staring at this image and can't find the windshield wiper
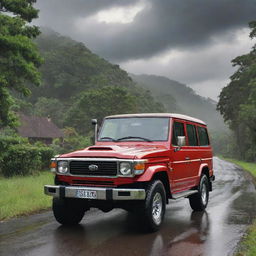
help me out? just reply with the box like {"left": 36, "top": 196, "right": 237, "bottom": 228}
{"left": 99, "top": 137, "right": 117, "bottom": 142}
{"left": 116, "top": 136, "right": 152, "bottom": 142}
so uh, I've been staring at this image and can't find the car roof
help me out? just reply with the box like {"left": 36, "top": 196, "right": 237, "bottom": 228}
{"left": 105, "top": 113, "right": 206, "bottom": 125}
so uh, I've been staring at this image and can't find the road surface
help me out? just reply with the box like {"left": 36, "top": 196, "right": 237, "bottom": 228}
{"left": 0, "top": 157, "right": 255, "bottom": 256}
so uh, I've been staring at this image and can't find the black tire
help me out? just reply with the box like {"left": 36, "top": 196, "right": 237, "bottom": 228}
{"left": 189, "top": 174, "right": 209, "bottom": 211}
{"left": 52, "top": 198, "right": 86, "bottom": 225}
{"left": 139, "top": 180, "right": 166, "bottom": 232}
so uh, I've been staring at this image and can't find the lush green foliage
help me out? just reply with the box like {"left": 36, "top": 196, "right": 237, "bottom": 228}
{"left": 0, "top": 0, "right": 42, "bottom": 128}
{"left": 16, "top": 30, "right": 164, "bottom": 132}
{"left": 0, "top": 171, "right": 53, "bottom": 220}
{"left": 65, "top": 86, "right": 137, "bottom": 133}
{"left": 0, "top": 135, "right": 54, "bottom": 177}
{"left": 217, "top": 21, "right": 256, "bottom": 161}
{"left": 52, "top": 127, "right": 91, "bottom": 154}
{"left": 34, "top": 97, "right": 65, "bottom": 127}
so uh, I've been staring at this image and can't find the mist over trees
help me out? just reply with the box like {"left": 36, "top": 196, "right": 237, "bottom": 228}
{"left": 217, "top": 21, "right": 256, "bottom": 161}
{"left": 20, "top": 30, "right": 165, "bottom": 130}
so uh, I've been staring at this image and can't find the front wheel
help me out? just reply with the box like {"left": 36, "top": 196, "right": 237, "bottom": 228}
{"left": 52, "top": 198, "right": 86, "bottom": 225}
{"left": 139, "top": 180, "right": 166, "bottom": 232}
{"left": 189, "top": 174, "right": 209, "bottom": 211}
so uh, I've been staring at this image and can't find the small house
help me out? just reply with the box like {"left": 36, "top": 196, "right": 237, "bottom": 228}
{"left": 17, "top": 114, "right": 63, "bottom": 145}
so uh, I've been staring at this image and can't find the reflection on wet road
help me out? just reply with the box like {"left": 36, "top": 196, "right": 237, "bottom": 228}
{"left": 0, "top": 157, "right": 255, "bottom": 256}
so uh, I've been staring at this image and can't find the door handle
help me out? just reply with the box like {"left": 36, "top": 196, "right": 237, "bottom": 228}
{"left": 185, "top": 157, "right": 190, "bottom": 160}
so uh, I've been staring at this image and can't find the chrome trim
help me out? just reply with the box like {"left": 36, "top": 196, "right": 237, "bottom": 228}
{"left": 44, "top": 185, "right": 146, "bottom": 200}
{"left": 172, "top": 157, "right": 212, "bottom": 164}
{"left": 172, "top": 160, "right": 191, "bottom": 164}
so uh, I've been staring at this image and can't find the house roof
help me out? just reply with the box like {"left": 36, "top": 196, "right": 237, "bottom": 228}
{"left": 17, "top": 114, "right": 63, "bottom": 139}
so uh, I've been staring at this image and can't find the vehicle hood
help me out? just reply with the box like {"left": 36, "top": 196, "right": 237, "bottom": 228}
{"left": 59, "top": 144, "right": 169, "bottom": 159}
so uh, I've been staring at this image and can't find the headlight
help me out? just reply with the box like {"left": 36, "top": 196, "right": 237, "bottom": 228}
{"left": 120, "top": 162, "right": 132, "bottom": 176}
{"left": 57, "top": 161, "right": 69, "bottom": 174}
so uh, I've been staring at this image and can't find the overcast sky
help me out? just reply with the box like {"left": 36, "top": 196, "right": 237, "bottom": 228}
{"left": 35, "top": 0, "right": 256, "bottom": 100}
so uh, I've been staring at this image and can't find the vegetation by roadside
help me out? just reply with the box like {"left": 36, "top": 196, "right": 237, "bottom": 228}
{"left": 222, "top": 158, "right": 256, "bottom": 256}
{"left": 223, "top": 158, "right": 256, "bottom": 178}
{"left": 0, "top": 172, "right": 54, "bottom": 221}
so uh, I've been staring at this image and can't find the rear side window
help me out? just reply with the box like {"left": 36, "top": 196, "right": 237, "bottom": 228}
{"left": 172, "top": 122, "right": 185, "bottom": 145}
{"left": 198, "top": 126, "right": 210, "bottom": 146}
{"left": 186, "top": 124, "right": 198, "bottom": 146}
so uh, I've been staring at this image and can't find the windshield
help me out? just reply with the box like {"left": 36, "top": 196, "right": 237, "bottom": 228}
{"left": 98, "top": 117, "right": 170, "bottom": 142}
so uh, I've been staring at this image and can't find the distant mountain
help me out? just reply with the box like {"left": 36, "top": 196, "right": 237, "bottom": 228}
{"left": 131, "top": 74, "right": 227, "bottom": 132}
{"left": 16, "top": 29, "right": 164, "bottom": 130}
{"left": 17, "top": 28, "right": 226, "bottom": 135}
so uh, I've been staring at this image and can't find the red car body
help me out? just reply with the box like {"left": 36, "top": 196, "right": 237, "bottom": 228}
{"left": 45, "top": 113, "right": 214, "bottom": 231}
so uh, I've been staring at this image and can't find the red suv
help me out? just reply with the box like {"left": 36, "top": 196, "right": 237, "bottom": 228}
{"left": 45, "top": 113, "right": 215, "bottom": 231}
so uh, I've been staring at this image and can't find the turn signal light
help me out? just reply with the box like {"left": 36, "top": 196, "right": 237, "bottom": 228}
{"left": 50, "top": 161, "right": 57, "bottom": 173}
{"left": 50, "top": 161, "right": 57, "bottom": 169}
{"left": 134, "top": 163, "right": 145, "bottom": 170}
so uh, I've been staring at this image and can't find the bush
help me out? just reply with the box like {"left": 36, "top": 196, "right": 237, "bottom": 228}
{"left": 38, "top": 146, "right": 55, "bottom": 169}
{"left": 0, "top": 135, "right": 28, "bottom": 152}
{"left": 52, "top": 127, "right": 91, "bottom": 154}
{"left": 1, "top": 144, "right": 42, "bottom": 177}
{"left": 0, "top": 135, "right": 55, "bottom": 177}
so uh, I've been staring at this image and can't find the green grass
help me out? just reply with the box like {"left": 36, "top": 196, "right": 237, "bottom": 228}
{"left": 222, "top": 158, "right": 256, "bottom": 256}
{"left": 224, "top": 158, "right": 256, "bottom": 177}
{"left": 237, "top": 220, "right": 256, "bottom": 256}
{"left": 0, "top": 171, "right": 54, "bottom": 220}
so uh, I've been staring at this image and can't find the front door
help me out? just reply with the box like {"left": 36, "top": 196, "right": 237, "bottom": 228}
{"left": 170, "top": 119, "right": 191, "bottom": 193}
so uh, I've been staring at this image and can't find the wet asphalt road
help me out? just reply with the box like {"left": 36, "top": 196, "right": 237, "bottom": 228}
{"left": 0, "top": 157, "right": 256, "bottom": 256}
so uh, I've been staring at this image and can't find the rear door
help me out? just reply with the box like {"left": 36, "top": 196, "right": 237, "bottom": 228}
{"left": 185, "top": 123, "right": 201, "bottom": 187}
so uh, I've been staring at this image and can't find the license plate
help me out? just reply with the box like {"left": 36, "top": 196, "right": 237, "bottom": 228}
{"left": 76, "top": 189, "right": 97, "bottom": 199}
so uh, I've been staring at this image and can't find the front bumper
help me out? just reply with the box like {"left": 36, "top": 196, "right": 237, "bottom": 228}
{"left": 44, "top": 185, "right": 146, "bottom": 200}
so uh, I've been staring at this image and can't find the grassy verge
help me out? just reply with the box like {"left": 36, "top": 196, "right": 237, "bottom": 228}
{"left": 221, "top": 157, "right": 256, "bottom": 256}
{"left": 0, "top": 171, "right": 54, "bottom": 221}
{"left": 223, "top": 158, "right": 256, "bottom": 177}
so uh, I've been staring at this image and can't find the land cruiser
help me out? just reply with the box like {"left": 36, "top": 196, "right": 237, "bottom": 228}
{"left": 44, "top": 113, "right": 215, "bottom": 231}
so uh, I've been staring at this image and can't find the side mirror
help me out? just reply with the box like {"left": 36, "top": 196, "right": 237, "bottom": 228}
{"left": 91, "top": 119, "right": 97, "bottom": 125}
{"left": 91, "top": 119, "right": 98, "bottom": 144}
{"left": 177, "top": 136, "right": 186, "bottom": 147}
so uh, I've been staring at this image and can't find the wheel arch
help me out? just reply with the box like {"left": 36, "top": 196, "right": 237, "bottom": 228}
{"left": 199, "top": 164, "right": 212, "bottom": 191}
{"left": 136, "top": 165, "right": 171, "bottom": 201}
{"left": 152, "top": 171, "right": 171, "bottom": 203}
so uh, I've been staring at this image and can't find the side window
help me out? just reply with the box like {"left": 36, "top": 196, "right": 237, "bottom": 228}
{"left": 172, "top": 122, "right": 185, "bottom": 145}
{"left": 186, "top": 124, "right": 198, "bottom": 146}
{"left": 198, "top": 126, "right": 210, "bottom": 146}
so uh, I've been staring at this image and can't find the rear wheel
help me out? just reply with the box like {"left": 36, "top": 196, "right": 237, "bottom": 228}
{"left": 52, "top": 198, "right": 86, "bottom": 225}
{"left": 139, "top": 180, "right": 166, "bottom": 232}
{"left": 189, "top": 174, "right": 209, "bottom": 211}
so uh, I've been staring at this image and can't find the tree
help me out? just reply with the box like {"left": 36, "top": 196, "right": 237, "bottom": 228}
{"left": 0, "top": 0, "right": 42, "bottom": 128}
{"left": 217, "top": 21, "right": 256, "bottom": 160}
{"left": 34, "top": 97, "right": 65, "bottom": 127}
{"left": 64, "top": 86, "right": 137, "bottom": 134}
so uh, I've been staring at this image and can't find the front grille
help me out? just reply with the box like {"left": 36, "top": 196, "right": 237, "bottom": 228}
{"left": 69, "top": 161, "right": 117, "bottom": 176}
{"left": 72, "top": 180, "right": 115, "bottom": 187}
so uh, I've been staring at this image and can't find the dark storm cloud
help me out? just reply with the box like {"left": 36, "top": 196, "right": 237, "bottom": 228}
{"left": 36, "top": 0, "right": 256, "bottom": 61}
{"left": 35, "top": 0, "right": 138, "bottom": 24}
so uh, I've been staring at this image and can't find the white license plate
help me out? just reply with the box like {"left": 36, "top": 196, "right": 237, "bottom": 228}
{"left": 76, "top": 189, "right": 97, "bottom": 199}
